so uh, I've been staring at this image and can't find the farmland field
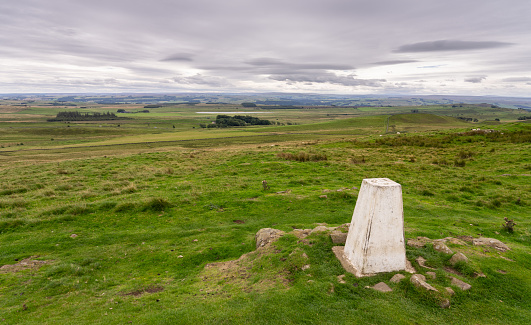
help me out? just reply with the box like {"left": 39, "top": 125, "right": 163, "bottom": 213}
{"left": 0, "top": 100, "right": 530, "bottom": 324}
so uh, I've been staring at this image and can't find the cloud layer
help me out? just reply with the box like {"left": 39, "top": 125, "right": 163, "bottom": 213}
{"left": 0, "top": 0, "right": 530, "bottom": 95}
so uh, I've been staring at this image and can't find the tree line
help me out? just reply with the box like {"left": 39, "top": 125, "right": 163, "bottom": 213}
{"left": 47, "top": 111, "right": 124, "bottom": 122}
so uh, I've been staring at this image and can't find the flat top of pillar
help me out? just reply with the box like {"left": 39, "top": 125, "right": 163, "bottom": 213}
{"left": 363, "top": 178, "right": 400, "bottom": 187}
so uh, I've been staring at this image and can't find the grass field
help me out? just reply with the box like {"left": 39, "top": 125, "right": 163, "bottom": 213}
{"left": 0, "top": 101, "right": 530, "bottom": 324}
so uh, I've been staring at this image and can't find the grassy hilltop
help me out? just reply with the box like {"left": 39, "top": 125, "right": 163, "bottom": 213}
{"left": 0, "top": 101, "right": 530, "bottom": 324}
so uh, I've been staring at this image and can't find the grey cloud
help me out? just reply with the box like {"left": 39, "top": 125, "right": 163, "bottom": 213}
{"left": 502, "top": 77, "right": 531, "bottom": 82}
{"left": 160, "top": 53, "right": 194, "bottom": 62}
{"left": 371, "top": 60, "right": 418, "bottom": 66}
{"left": 172, "top": 74, "right": 232, "bottom": 87}
{"left": 395, "top": 40, "right": 513, "bottom": 53}
{"left": 464, "top": 76, "right": 487, "bottom": 83}
{"left": 269, "top": 72, "right": 386, "bottom": 87}
{"left": 245, "top": 58, "right": 353, "bottom": 70}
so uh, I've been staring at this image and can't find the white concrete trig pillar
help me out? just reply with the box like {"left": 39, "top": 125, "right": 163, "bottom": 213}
{"left": 342, "top": 178, "right": 406, "bottom": 277}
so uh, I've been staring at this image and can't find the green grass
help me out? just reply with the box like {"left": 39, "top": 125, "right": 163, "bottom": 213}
{"left": 0, "top": 102, "right": 530, "bottom": 324}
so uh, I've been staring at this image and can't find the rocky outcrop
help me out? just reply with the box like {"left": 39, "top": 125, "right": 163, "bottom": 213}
{"left": 472, "top": 237, "right": 510, "bottom": 252}
{"left": 255, "top": 228, "right": 285, "bottom": 248}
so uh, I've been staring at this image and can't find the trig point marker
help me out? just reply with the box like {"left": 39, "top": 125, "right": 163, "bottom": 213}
{"left": 334, "top": 178, "right": 406, "bottom": 277}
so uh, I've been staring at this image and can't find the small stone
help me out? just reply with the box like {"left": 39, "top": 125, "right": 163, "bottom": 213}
{"left": 372, "top": 282, "right": 392, "bottom": 293}
{"left": 426, "top": 272, "right": 436, "bottom": 279}
{"left": 193, "top": 239, "right": 198, "bottom": 242}
{"left": 337, "top": 274, "right": 346, "bottom": 284}
{"left": 439, "top": 299, "right": 451, "bottom": 309}
{"left": 449, "top": 253, "right": 469, "bottom": 265}
{"left": 407, "top": 239, "right": 426, "bottom": 248}
{"left": 450, "top": 277, "right": 471, "bottom": 290}
{"left": 70, "top": 234, "right": 78, "bottom": 238}
{"left": 292, "top": 229, "right": 311, "bottom": 239}
{"left": 319, "top": 195, "right": 328, "bottom": 199}
{"left": 255, "top": 228, "right": 285, "bottom": 248}
{"left": 310, "top": 226, "right": 328, "bottom": 234}
{"left": 330, "top": 231, "right": 348, "bottom": 244}
{"left": 302, "top": 264, "right": 310, "bottom": 270}
{"left": 405, "top": 260, "right": 416, "bottom": 273}
{"left": 445, "top": 287, "right": 455, "bottom": 296}
{"left": 416, "top": 256, "right": 435, "bottom": 269}
{"left": 433, "top": 242, "right": 453, "bottom": 255}
{"left": 177, "top": 255, "right": 183, "bottom": 258}
{"left": 410, "top": 274, "right": 438, "bottom": 292}
{"left": 390, "top": 274, "right": 405, "bottom": 283}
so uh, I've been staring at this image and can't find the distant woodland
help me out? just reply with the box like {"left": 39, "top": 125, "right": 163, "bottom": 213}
{"left": 47, "top": 111, "right": 126, "bottom": 122}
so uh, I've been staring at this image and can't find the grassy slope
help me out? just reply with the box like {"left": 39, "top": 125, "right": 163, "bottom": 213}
{"left": 0, "top": 107, "right": 530, "bottom": 324}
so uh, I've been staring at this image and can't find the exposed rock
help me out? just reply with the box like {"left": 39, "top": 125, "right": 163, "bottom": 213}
{"left": 292, "top": 229, "right": 312, "bottom": 239}
{"left": 426, "top": 272, "right": 436, "bottom": 279}
{"left": 330, "top": 231, "right": 348, "bottom": 244}
{"left": 390, "top": 274, "right": 405, "bottom": 283}
{"left": 443, "top": 237, "right": 467, "bottom": 245}
{"left": 439, "top": 299, "right": 451, "bottom": 309}
{"left": 407, "top": 239, "right": 426, "bottom": 248}
{"left": 405, "top": 260, "right": 416, "bottom": 273}
{"left": 255, "top": 228, "right": 285, "bottom": 249}
{"left": 319, "top": 195, "right": 328, "bottom": 199}
{"left": 472, "top": 237, "right": 510, "bottom": 252}
{"left": 449, "top": 253, "right": 469, "bottom": 265}
{"left": 445, "top": 287, "right": 455, "bottom": 295}
{"left": 0, "top": 257, "right": 49, "bottom": 273}
{"left": 336, "top": 223, "right": 350, "bottom": 233}
{"left": 416, "top": 256, "right": 435, "bottom": 270}
{"left": 450, "top": 277, "right": 471, "bottom": 290}
{"left": 332, "top": 246, "right": 366, "bottom": 277}
{"left": 473, "top": 272, "right": 486, "bottom": 278}
{"left": 302, "top": 264, "right": 310, "bottom": 271}
{"left": 310, "top": 226, "right": 329, "bottom": 234}
{"left": 337, "top": 274, "right": 346, "bottom": 284}
{"left": 372, "top": 282, "right": 392, "bottom": 292}
{"left": 433, "top": 242, "right": 453, "bottom": 255}
{"left": 410, "top": 274, "right": 438, "bottom": 292}
{"left": 70, "top": 234, "right": 78, "bottom": 238}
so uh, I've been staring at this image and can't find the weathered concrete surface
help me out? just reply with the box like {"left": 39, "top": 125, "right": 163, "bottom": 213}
{"left": 342, "top": 178, "right": 407, "bottom": 277}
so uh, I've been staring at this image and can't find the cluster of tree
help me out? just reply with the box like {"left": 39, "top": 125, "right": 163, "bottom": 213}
{"left": 200, "top": 115, "right": 273, "bottom": 128}
{"left": 456, "top": 117, "right": 479, "bottom": 122}
{"left": 517, "top": 116, "right": 531, "bottom": 120}
{"left": 241, "top": 102, "right": 257, "bottom": 107}
{"left": 47, "top": 111, "right": 124, "bottom": 122}
{"left": 117, "top": 109, "right": 149, "bottom": 113}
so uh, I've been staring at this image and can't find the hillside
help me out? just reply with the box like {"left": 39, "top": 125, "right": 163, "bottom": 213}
{"left": 0, "top": 104, "right": 529, "bottom": 324}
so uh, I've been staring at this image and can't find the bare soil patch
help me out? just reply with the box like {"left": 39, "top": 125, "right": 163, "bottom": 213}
{"left": 0, "top": 257, "right": 50, "bottom": 273}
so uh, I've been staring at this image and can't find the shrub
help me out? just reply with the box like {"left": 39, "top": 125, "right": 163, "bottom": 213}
{"left": 502, "top": 217, "right": 516, "bottom": 233}
{"left": 142, "top": 198, "right": 172, "bottom": 212}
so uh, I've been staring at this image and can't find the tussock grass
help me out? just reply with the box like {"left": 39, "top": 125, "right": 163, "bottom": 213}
{"left": 277, "top": 151, "right": 328, "bottom": 162}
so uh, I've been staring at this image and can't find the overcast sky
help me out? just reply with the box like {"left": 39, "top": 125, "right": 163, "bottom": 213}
{"left": 1, "top": 0, "right": 530, "bottom": 96}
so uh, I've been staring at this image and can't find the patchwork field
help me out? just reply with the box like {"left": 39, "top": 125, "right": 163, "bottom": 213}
{"left": 0, "top": 101, "right": 530, "bottom": 324}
